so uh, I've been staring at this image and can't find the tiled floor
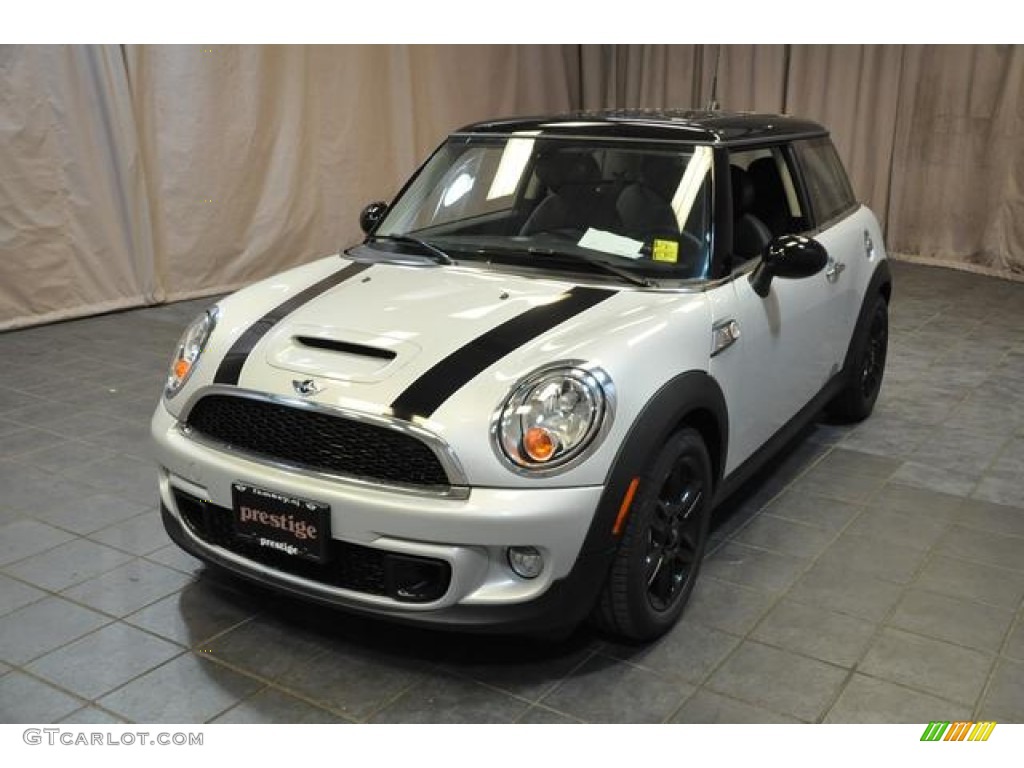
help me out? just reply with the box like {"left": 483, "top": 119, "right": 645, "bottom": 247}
{"left": 1, "top": 261, "right": 1023, "bottom": 724}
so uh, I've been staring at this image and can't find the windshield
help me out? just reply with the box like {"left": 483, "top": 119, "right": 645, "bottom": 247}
{"left": 371, "top": 134, "right": 714, "bottom": 283}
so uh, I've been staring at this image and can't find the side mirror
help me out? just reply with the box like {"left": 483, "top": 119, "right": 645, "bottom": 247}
{"left": 749, "top": 235, "right": 829, "bottom": 297}
{"left": 359, "top": 201, "right": 389, "bottom": 235}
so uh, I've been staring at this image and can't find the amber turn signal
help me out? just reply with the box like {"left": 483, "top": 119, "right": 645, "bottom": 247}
{"left": 174, "top": 359, "right": 192, "bottom": 379}
{"left": 523, "top": 426, "right": 556, "bottom": 462}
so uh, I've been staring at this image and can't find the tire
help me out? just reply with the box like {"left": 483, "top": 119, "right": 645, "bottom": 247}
{"left": 593, "top": 428, "right": 713, "bottom": 642}
{"left": 828, "top": 293, "right": 888, "bottom": 423}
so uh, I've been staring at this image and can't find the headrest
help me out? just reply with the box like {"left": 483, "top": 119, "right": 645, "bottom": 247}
{"left": 730, "top": 165, "right": 755, "bottom": 216}
{"left": 639, "top": 154, "right": 683, "bottom": 201}
{"left": 535, "top": 150, "right": 600, "bottom": 191}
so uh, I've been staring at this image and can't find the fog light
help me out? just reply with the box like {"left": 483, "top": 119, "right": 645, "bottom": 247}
{"left": 507, "top": 546, "right": 543, "bottom": 579}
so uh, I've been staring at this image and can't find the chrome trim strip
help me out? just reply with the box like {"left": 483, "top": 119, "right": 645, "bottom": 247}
{"left": 178, "top": 385, "right": 471, "bottom": 500}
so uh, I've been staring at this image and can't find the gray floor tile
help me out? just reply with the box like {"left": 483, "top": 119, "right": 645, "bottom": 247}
{"left": 844, "top": 506, "right": 953, "bottom": 552}
{"left": 541, "top": 654, "right": 693, "bottom": 724}
{"left": 859, "top": 627, "right": 993, "bottom": 705}
{"left": 976, "top": 658, "right": 1024, "bottom": 721}
{"left": 81, "top": 421, "right": 155, "bottom": 459}
{"left": 840, "top": 418, "right": 934, "bottom": 459}
{"left": 87, "top": 511, "right": 168, "bottom": 555}
{"left": 817, "top": 530, "right": 927, "bottom": 584}
{"left": 144, "top": 543, "right": 205, "bottom": 577}
{"left": 814, "top": 449, "right": 903, "bottom": 479}
{"left": 682, "top": 577, "right": 776, "bottom": 635}
{"left": 61, "top": 559, "right": 194, "bottom": 617}
{"left": 0, "top": 671, "right": 83, "bottom": 723}
{"left": 14, "top": 440, "right": 117, "bottom": 475}
{"left": 825, "top": 674, "right": 971, "bottom": 723}
{"left": 604, "top": 619, "right": 741, "bottom": 685}
{"left": 888, "top": 589, "right": 1015, "bottom": 653}
{"left": 0, "top": 519, "right": 75, "bottom": 566}
{"left": 0, "top": 596, "right": 110, "bottom": 664}
{"left": 957, "top": 498, "right": 1024, "bottom": 538}
{"left": 669, "top": 689, "right": 801, "bottom": 723}
{"left": 790, "top": 466, "right": 887, "bottom": 503}
{"left": 787, "top": 560, "right": 905, "bottom": 622}
{"left": 871, "top": 482, "right": 966, "bottom": 521}
{"left": 907, "top": 428, "right": 1009, "bottom": 477}
{"left": 40, "top": 411, "right": 126, "bottom": 441}
{"left": 972, "top": 473, "right": 1024, "bottom": 508}
{"left": 935, "top": 525, "right": 1024, "bottom": 573}
{"left": 705, "top": 640, "right": 847, "bottom": 722}
{"left": 889, "top": 462, "right": 977, "bottom": 497}
{"left": 60, "top": 706, "right": 127, "bottom": 724}
{"left": 99, "top": 653, "right": 262, "bottom": 723}
{"left": 203, "top": 616, "right": 335, "bottom": 681}
{"left": 0, "top": 387, "right": 46, "bottom": 414}
{"left": 28, "top": 623, "right": 183, "bottom": 699}
{"left": 762, "top": 489, "right": 863, "bottom": 531}
{"left": 516, "top": 705, "right": 583, "bottom": 724}
{"left": 213, "top": 688, "right": 347, "bottom": 724}
{"left": 33, "top": 493, "right": 150, "bottom": 536}
{"left": 5, "top": 539, "right": 134, "bottom": 591}
{"left": 61, "top": 454, "right": 158, "bottom": 505}
{"left": 914, "top": 555, "right": 1024, "bottom": 610}
{"left": 0, "top": 572, "right": 46, "bottom": 617}
{"left": 125, "top": 578, "right": 259, "bottom": 647}
{"left": 1004, "top": 620, "right": 1024, "bottom": 662}
{"left": 369, "top": 674, "right": 530, "bottom": 723}
{"left": 751, "top": 599, "right": 877, "bottom": 668}
{"left": 438, "top": 636, "right": 596, "bottom": 702}
{"left": 702, "top": 541, "right": 809, "bottom": 593}
{"left": 0, "top": 426, "right": 66, "bottom": 458}
{"left": 277, "top": 641, "right": 427, "bottom": 721}
{"left": 730, "top": 514, "right": 838, "bottom": 559}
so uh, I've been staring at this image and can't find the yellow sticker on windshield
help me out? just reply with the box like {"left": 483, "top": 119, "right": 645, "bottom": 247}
{"left": 652, "top": 239, "right": 678, "bottom": 263}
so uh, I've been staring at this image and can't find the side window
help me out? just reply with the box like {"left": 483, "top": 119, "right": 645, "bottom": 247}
{"left": 793, "top": 137, "right": 856, "bottom": 225}
{"left": 728, "top": 146, "right": 808, "bottom": 263}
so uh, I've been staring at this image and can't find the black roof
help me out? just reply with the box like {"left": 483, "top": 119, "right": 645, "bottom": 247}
{"left": 455, "top": 109, "right": 828, "bottom": 146}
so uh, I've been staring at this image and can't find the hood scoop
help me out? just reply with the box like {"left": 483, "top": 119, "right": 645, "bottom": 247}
{"left": 265, "top": 324, "right": 419, "bottom": 384}
{"left": 294, "top": 336, "right": 397, "bottom": 361}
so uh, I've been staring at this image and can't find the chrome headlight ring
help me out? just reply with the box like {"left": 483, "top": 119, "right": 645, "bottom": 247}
{"left": 164, "top": 307, "right": 218, "bottom": 399}
{"left": 491, "top": 361, "right": 615, "bottom": 476}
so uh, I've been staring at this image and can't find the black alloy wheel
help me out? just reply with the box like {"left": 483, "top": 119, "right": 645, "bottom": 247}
{"left": 828, "top": 294, "right": 889, "bottom": 423}
{"left": 594, "top": 428, "right": 713, "bottom": 641}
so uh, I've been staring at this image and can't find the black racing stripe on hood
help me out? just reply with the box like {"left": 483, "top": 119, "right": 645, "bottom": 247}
{"left": 213, "top": 261, "right": 372, "bottom": 385}
{"left": 390, "top": 286, "right": 616, "bottom": 420}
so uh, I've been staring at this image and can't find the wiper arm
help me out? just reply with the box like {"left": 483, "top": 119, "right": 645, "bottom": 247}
{"left": 367, "top": 234, "right": 454, "bottom": 265}
{"left": 524, "top": 248, "right": 654, "bottom": 288}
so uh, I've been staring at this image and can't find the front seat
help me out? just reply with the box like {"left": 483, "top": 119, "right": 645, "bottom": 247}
{"left": 616, "top": 155, "right": 681, "bottom": 240}
{"left": 520, "top": 151, "right": 613, "bottom": 236}
{"left": 731, "top": 165, "right": 773, "bottom": 261}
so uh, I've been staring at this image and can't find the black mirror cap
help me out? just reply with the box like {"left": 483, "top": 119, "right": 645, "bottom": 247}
{"left": 360, "top": 201, "right": 389, "bottom": 235}
{"left": 750, "top": 235, "right": 829, "bottom": 297}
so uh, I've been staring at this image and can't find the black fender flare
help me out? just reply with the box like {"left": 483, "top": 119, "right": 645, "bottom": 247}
{"left": 580, "top": 370, "right": 728, "bottom": 562}
{"left": 841, "top": 259, "right": 893, "bottom": 375}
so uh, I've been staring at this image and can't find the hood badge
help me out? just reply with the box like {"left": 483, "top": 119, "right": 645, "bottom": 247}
{"left": 292, "top": 379, "right": 324, "bottom": 397}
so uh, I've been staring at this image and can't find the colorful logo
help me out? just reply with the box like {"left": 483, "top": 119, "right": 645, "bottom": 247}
{"left": 920, "top": 721, "right": 996, "bottom": 742}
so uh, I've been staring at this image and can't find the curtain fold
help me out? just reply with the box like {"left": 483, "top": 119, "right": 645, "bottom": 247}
{"left": 2, "top": 44, "right": 1023, "bottom": 331}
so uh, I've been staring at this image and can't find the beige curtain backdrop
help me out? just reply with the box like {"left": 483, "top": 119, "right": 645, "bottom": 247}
{"left": 2, "top": 44, "right": 1023, "bottom": 330}
{"left": 1, "top": 44, "right": 578, "bottom": 330}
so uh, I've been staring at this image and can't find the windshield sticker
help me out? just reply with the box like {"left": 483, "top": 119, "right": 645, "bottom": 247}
{"left": 578, "top": 229, "right": 645, "bottom": 260}
{"left": 652, "top": 239, "right": 679, "bottom": 263}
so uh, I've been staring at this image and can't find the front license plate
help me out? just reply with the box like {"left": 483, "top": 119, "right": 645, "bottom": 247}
{"left": 231, "top": 482, "right": 330, "bottom": 564}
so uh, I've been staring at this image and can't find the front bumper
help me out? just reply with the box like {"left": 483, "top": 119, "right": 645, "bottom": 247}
{"left": 152, "top": 402, "right": 610, "bottom": 632}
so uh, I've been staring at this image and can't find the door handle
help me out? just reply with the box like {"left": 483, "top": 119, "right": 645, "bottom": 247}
{"left": 825, "top": 258, "right": 846, "bottom": 283}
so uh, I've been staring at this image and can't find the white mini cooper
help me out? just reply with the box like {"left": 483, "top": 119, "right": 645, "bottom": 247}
{"left": 153, "top": 110, "right": 891, "bottom": 641}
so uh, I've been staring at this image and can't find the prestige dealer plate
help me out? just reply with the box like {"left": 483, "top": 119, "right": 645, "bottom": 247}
{"left": 232, "top": 482, "right": 330, "bottom": 563}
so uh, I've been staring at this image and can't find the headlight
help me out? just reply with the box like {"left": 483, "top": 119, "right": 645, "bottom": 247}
{"left": 164, "top": 308, "right": 218, "bottom": 399}
{"left": 494, "top": 364, "right": 612, "bottom": 472}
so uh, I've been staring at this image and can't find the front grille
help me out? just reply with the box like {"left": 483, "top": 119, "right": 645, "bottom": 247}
{"left": 174, "top": 490, "right": 451, "bottom": 603}
{"left": 184, "top": 394, "right": 450, "bottom": 489}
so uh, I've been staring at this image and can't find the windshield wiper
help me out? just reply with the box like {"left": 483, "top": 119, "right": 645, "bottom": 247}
{"left": 367, "top": 234, "right": 454, "bottom": 265}
{"left": 519, "top": 247, "right": 654, "bottom": 288}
